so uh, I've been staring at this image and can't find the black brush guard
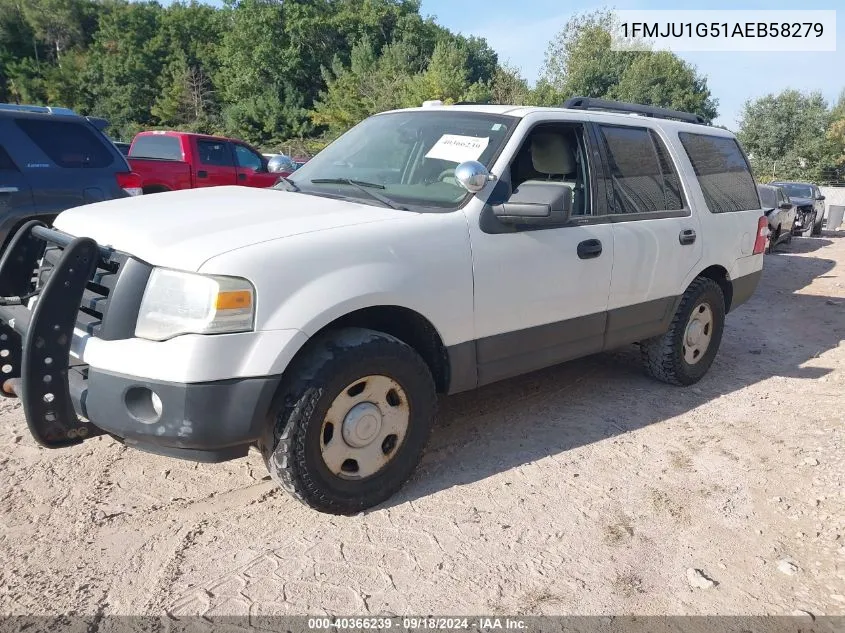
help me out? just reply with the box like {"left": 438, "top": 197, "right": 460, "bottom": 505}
{"left": 0, "top": 221, "right": 109, "bottom": 447}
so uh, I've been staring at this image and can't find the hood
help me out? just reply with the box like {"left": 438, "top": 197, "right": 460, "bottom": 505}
{"left": 54, "top": 186, "right": 408, "bottom": 270}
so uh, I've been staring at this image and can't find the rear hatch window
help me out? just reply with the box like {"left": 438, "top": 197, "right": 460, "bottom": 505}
{"left": 15, "top": 118, "right": 115, "bottom": 169}
{"left": 130, "top": 135, "right": 183, "bottom": 160}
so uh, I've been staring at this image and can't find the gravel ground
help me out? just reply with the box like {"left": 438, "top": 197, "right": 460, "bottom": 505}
{"left": 0, "top": 233, "right": 843, "bottom": 618}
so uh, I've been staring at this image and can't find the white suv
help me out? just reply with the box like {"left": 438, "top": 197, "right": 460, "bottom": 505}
{"left": 0, "top": 98, "right": 767, "bottom": 514}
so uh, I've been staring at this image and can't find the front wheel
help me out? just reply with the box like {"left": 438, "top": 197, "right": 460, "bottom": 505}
{"left": 641, "top": 277, "right": 726, "bottom": 386}
{"left": 812, "top": 213, "right": 824, "bottom": 236}
{"left": 260, "top": 327, "right": 436, "bottom": 515}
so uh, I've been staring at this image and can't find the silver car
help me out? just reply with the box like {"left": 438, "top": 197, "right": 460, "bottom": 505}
{"left": 757, "top": 184, "right": 796, "bottom": 251}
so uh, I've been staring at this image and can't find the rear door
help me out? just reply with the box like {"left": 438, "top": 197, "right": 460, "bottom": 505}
{"left": 0, "top": 133, "right": 35, "bottom": 245}
{"left": 594, "top": 123, "right": 702, "bottom": 347}
{"left": 233, "top": 143, "right": 278, "bottom": 187}
{"left": 12, "top": 115, "right": 120, "bottom": 210}
{"left": 194, "top": 138, "right": 237, "bottom": 188}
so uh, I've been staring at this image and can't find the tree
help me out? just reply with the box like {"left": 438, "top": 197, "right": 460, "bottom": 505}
{"left": 541, "top": 9, "right": 717, "bottom": 122}
{"left": 490, "top": 63, "right": 530, "bottom": 105}
{"left": 738, "top": 89, "right": 835, "bottom": 182}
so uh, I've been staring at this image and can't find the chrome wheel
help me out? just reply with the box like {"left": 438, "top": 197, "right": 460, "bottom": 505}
{"left": 683, "top": 302, "right": 713, "bottom": 365}
{"left": 320, "top": 375, "right": 409, "bottom": 479}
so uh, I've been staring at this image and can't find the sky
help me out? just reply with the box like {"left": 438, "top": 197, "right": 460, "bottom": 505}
{"left": 178, "top": 0, "right": 843, "bottom": 130}
{"left": 420, "top": 0, "right": 844, "bottom": 129}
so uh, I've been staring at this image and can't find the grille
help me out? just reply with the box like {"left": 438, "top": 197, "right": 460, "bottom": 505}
{"left": 38, "top": 245, "right": 124, "bottom": 336}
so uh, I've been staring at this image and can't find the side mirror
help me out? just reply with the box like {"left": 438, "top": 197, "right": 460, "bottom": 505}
{"left": 455, "top": 160, "right": 496, "bottom": 193}
{"left": 779, "top": 202, "right": 792, "bottom": 210}
{"left": 493, "top": 182, "right": 572, "bottom": 226}
{"left": 817, "top": 195, "right": 826, "bottom": 201}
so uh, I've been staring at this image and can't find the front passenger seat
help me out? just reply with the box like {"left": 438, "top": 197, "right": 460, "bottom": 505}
{"left": 516, "top": 133, "right": 580, "bottom": 212}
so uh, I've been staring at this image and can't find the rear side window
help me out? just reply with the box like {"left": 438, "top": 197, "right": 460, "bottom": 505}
{"left": 599, "top": 125, "right": 683, "bottom": 214}
{"left": 679, "top": 133, "right": 759, "bottom": 213}
{"left": 15, "top": 119, "right": 114, "bottom": 168}
{"left": 0, "top": 145, "right": 18, "bottom": 171}
{"left": 130, "top": 135, "right": 182, "bottom": 160}
{"left": 197, "top": 140, "right": 233, "bottom": 166}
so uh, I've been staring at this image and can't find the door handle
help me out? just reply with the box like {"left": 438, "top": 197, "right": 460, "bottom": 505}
{"left": 0, "top": 186, "right": 19, "bottom": 193}
{"left": 238, "top": 173, "right": 246, "bottom": 181}
{"left": 679, "top": 229, "right": 696, "bottom": 245}
{"left": 197, "top": 170, "right": 208, "bottom": 179}
{"left": 577, "top": 239, "right": 602, "bottom": 259}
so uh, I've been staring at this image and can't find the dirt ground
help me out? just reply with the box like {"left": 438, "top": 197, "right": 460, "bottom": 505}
{"left": 0, "top": 232, "right": 843, "bottom": 619}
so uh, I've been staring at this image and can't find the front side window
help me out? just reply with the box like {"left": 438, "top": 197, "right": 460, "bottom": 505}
{"left": 285, "top": 111, "right": 516, "bottom": 210}
{"left": 16, "top": 119, "right": 114, "bottom": 168}
{"left": 197, "top": 140, "right": 233, "bottom": 167}
{"left": 599, "top": 125, "right": 676, "bottom": 215}
{"left": 757, "top": 186, "right": 776, "bottom": 208}
{"left": 234, "top": 144, "right": 264, "bottom": 171}
{"left": 679, "top": 133, "right": 759, "bottom": 213}
{"left": 508, "top": 124, "right": 592, "bottom": 216}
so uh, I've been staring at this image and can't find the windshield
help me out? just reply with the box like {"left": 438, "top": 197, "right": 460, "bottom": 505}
{"left": 282, "top": 110, "right": 517, "bottom": 210}
{"left": 778, "top": 183, "right": 813, "bottom": 199}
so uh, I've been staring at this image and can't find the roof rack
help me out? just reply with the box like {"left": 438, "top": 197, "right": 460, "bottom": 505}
{"left": 0, "top": 103, "right": 78, "bottom": 116}
{"left": 561, "top": 97, "right": 706, "bottom": 125}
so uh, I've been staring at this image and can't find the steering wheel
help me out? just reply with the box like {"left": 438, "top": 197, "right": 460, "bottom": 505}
{"left": 436, "top": 168, "right": 456, "bottom": 183}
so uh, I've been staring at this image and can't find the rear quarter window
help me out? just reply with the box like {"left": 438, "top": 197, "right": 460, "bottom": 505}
{"left": 0, "top": 144, "right": 19, "bottom": 171}
{"left": 15, "top": 118, "right": 115, "bottom": 169}
{"left": 679, "top": 132, "right": 759, "bottom": 213}
{"left": 130, "top": 135, "right": 183, "bottom": 160}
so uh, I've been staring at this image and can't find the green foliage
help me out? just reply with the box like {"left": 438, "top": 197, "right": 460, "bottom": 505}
{"left": 1, "top": 1, "right": 737, "bottom": 152}
{"left": 540, "top": 9, "right": 718, "bottom": 123}
{"left": 737, "top": 89, "right": 842, "bottom": 183}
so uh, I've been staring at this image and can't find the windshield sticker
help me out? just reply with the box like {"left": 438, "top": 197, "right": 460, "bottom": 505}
{"left": 425, "top": 135, "right": 489, "bottom": 163}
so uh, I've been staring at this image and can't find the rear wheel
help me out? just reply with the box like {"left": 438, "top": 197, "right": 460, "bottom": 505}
{"left": 641, "top": 277, "right": 726, "bottom": 386}
{"left": 260, "top": 327, "right": 436, "bottom": 514}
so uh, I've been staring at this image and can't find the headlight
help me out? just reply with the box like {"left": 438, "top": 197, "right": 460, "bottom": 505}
{"left": 135, "top": 268, "right": 255, "bottom": 341}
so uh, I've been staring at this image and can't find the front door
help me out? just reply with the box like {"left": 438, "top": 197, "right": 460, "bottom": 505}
{"left": 592, "top": 123, "right": 702, "bottom": 348}
{"left": 194, "top": 139, "right": 237, "bottom": 188}
{"left": 233, "top": 143, "right": 278, "bottom": 188}
{"left": 467, "top": 119, "right": 614, "bottom": 385}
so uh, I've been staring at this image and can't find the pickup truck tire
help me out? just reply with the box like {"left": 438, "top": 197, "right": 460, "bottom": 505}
{"left": 640, "top": 277, "right": 725, "bottom": 386}
{"left": 260, "top": 327, "right": 436, "bottom": 515}
{"left": 812, "top": 215, "right": 823, "bottom": 236}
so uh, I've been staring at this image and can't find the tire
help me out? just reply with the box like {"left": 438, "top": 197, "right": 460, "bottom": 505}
{"left": 766, "top": 225, "right": 780, "bottom": 253}
{"left": 640, "top": 277, "right": 726, "bottom": 386}
{"left": 812, "top": 214, "right": 823, "bottom": 236}
{"left": 802, "top": 212, "right": 816, "bottom": 237}
{"left": 260, "top": 327, "right": 436, "bottom": 515}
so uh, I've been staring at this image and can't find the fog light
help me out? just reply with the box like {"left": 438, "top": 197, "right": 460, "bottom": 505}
{"left": 125, "top": 387, "right": 163, "bottom": 425}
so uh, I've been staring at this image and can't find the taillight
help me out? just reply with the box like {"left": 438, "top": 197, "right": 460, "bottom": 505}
{"left": 753, "top": 214, "right": 769, "bottom": 255}
{"left": 116, "top": 171, "right": 143, "bottom": 197}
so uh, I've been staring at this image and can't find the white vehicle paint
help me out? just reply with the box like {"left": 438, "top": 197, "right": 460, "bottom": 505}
{"left": 2, "top": 100, "right": 767, "bottom": 512}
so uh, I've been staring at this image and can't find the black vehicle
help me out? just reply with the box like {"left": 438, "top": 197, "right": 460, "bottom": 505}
{"left": 0, "top": 104, "right": 141, "bottom": 253}
{"left": 113, "top": 141, "right": 131, "bottom": 156}
{"left": 771, "top": 181, "right": 826, "bottom": 236}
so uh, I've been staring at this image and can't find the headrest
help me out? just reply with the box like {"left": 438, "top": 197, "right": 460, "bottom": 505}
{"left": 531, "top": 133, "right": 575, "bottom": 175}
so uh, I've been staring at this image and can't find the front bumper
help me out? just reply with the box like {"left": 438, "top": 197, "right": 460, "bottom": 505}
{"left": 82, "top": 369, "right": 279, "bottom": 462}
{"left": 0, "top": 222, "right": 279, "bottom": 462}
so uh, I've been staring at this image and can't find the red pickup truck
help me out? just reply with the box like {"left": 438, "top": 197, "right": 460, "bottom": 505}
{"left": 127, "top": 131, "right": 284, "bottom": 194}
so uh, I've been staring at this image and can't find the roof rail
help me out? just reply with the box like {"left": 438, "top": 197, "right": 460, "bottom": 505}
{"left": 0, "top": 103, "right": 78, "bottom": 116}
{"left": 561, "top": 97, "right": 706, "bottom": 125}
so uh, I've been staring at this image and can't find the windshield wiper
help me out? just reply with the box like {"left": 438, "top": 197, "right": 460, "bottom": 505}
{"left": 310, "top": 178, "right": 407, "bottom": 210}
{"left": 275, "top": 176, "right": 300, "bottom": 192}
